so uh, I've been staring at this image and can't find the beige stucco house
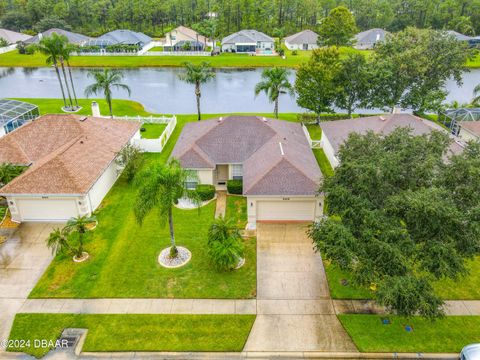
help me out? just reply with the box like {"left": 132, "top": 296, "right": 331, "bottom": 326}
{"left": 170, "top": 116, "right": 323, "bottom": 228}
{"left": 0, "top": 114, "right": 140, "bottom": 222}
{"left": 284, "top": 30, "right": 318, "bottom": 50}
{"left": 163, "top": 26, "right": 211, "bottom": 48}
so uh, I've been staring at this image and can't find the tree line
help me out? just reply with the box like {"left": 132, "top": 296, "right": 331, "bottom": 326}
{"left": 1, "top": 0, "right": 479, "bottom": 38}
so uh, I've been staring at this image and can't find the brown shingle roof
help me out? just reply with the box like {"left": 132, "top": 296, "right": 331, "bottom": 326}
{"left": 460, "top": 121, "right": 480, "bottom": 136}
{"left": 320, "top": 114, "right": 464, "bottom": 156}
{"left": 171, "top": 116, "right": 322, "bottom": 196}
{"left": 0, "top": 114, "right": 140, "bottom": 195}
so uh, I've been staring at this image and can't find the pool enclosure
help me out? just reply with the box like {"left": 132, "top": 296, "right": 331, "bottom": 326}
{"left": 441, "top": 108, "right": 480, "bottom": 135}
{"left": 0, "top": 99, "right": 39, "bottom": 137}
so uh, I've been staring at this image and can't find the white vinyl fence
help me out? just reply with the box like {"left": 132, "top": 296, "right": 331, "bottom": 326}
{"left": 0, "top": 44, "right": 17, "bottom": 54}
{"left": 302, "top": 124, "right": 321, "bottom": 149}
{"left": 131, "top": 115, "right": 177, "bottom": 153}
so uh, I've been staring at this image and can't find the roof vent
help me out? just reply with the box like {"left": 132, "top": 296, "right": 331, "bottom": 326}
{"left": 279, "top": 142, "right": 285, "bottom": 155}
{"left": 379, "top": 116, "right": 386, "bottom": 121}
{"left": 79, "top": 116, "right": 88, "bottom": 122}
{"left": 217, "top": 117, "right": 223, "bottom": 123}
{"left": 262, "top": 117, "right": 268, "bottom": 122}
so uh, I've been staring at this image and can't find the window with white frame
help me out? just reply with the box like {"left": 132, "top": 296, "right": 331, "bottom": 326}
{"left": 185, "top": 170, "right": 198, "bottom": 189}
{"left": 231, "top": 164, "right": 243, "bottom": 180}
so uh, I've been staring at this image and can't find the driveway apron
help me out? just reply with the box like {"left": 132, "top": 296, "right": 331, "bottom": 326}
{"left": 245, "top": 223, "right": 357, "bottom": 352}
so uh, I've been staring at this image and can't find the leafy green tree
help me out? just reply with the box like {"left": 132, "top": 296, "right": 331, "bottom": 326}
{"left": 134, "top": 159, "right": 200, "bottom": 258}
{"left": 84, "top": 69, "right": 131, "bottom": 118}
{"left": 115, "top": 144, "right": 144, "bottom": 183}
{"left": 0, "top": 163, "right": 25, "bottom": 187}
{"left": 178, "top": 62, "right": 215, "bottom": 121}
{"left": 318, "top": 6, "right": 358, "bottom": 46}
{"left": 448, "top": 16, "right": 475, "bottom": 36}
{"left": 0, "top": 12, "right": 32, "bottom": 32}
{"left": 64, "top": 215, "right": 97, "bottom": 259}
{"left": 335, "top": 53, "right": 370, "bottom": 118}
{"left": 254, "top": 67, "right": 294, "bottom": 118}
{"left": 369, "top": 28, "right": 470, "bottom": 113}
{"left": 0, "top": 38, "right": 8, "bottom": 48}
{"left": 295, "top": 47, "right": 341, "bottom": 121}
{"left": 207, "top": 216, "right": 244, "bottom": 271}
{"left": 309, "top": 128, "right": 480, "bottom": 318}
{"left": 33, "top": 16, "right": 71, "bottom": 33}
{"left": 36, "top": 34, "right": 68, "bottom": 109}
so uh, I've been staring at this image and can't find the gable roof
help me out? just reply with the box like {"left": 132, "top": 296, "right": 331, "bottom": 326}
{"left": 320, "top": 113, "right": 465, "bottom": 157}
{"left": 460, "top": 121, "right": 480, "bottom": 137}
{"left": 222, "top": 30, "right": 273, "bottom": 45}
{"left": 354, "top": 28, "right": 388, "bottom": 44}
{"left": 0, "top": 29, "right": 31, "bottom": 44}
{"left": 284, "top": 30, "right": 318, "bottom": 45}
{"left": 0, "top": 114, "right": 140, "bottom": 195}
{"left": 445, "top": 30, "right": 473, "bottom": 41}
{"left": 170, "top": 26, "right": 208, "bottom": 44}
{"left": 26, "top": 28, "right": 91, "bottom": 45}
{"left": 171, "top": 116, "right": 322, "bottom": 196}
{"left": 97, "top": 29, "right": 151, "bottom": 46}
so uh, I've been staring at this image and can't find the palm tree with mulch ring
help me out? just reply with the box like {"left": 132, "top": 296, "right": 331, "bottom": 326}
{"left": 64, "top": 215, "right": 97, "bottom": 261}
{"left": 178, "top": 61, "right": 215, "bottom": 121}
{"left": 254, "top": 67, "right": 294, "bottom": 119}
{"left": 134, "top": 159, "right": 200, "bottom": 259}
{"left": 84, "top": 69, "right": 131, "bottom": 118}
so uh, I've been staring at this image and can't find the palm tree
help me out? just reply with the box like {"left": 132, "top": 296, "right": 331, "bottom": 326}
{"left": 254, "top": 67, "right": 294, "bottom": 119}
{"left": 178, "top": 62, "right": 215, "bottom": 121}
{"left": 0, "top": 163, "right": 24, "bottom": 187}
{"left": 37, "top": 33, "right": 68, "bottom": 109}
{"left": 64, "top": 215, "right": 97, "bottom": 258}
{"left": 46, "top": 228, "right": 71, "bottom": 255}
{"left": 134, "top": 159, "right": 200, "bottom": 258}
{"left": 84, "top": 69, "right": 131, "bottom": 118}
{"left": 473, "top": 83, "right": 480, "bottom": 106}
{"left": 60, "top": 42, "right": 80, "bottom": 109}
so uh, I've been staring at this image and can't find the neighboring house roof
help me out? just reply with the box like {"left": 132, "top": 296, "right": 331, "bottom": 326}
{"left": 96, "top": 29, "right": 151, "bottom": 46}
{"left": 0, "top": 29, "right": 31, "bottom": 44}
{"left": 284, "top": 30, "right": 318, "bottom": 45}
{"left": 320, "top": 113, "right": 465, "bottom": 157}
{"left": 459, "top": 121, "right": 480, "bottom": 137}
{"left": 354, "top": 28, "right": 388, "bottom": 44}
{"left": 0, "top": 114, "right": 140, "bottom": 195}
{"left": 169, "top": 26, "right": 208, "bottom": 44}
{"left": 445, "top": 30, "right": 472, "bottom": 41}
{"left": 26, "top": 28, "right": 91, "bottom": 45}
{"left": 171, "top": 116, "right": 322, "bottom": 196}
{"left": 222, "top": 30, "right": 273, "bottom": 45}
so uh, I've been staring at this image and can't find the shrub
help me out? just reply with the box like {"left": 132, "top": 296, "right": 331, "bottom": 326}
{"left": 207, "top": 217, "right": 244, "bottom": 271}
{"left": 227, "top": 180, "right": 243, "bottom": 194}
{"left": 115, "top": 144, "right": 144, "bottom": 183}
{"left": 196, "top": 184, "right": 215, "bottom": 201}
{"left": 24, "top": 44, "right": 36, "bottom": 55}
{"left": 292, "top": 50, "right": 298, "bottom": 55}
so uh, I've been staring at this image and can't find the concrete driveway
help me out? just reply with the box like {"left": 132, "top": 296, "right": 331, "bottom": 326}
{"left": 245, "top": 223, "right": 357, "bottom": 352}
{"left": 0, "top": 223, "right": 56, "bottom": 352}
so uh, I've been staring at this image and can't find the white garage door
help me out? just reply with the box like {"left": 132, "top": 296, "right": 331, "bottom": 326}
{"left": 257, "top": 200, "right": 316, "bottom": 221}
{"left": 17, "top": 198, "right": 79, "bottom": 221}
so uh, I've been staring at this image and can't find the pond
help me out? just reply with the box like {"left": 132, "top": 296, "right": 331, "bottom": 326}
{"left": 0, "top": 67, "right": 478, "bottom": 114}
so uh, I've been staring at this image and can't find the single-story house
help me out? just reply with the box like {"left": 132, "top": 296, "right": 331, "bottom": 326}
{"left": 164, "top": 26, "right": 210, "bottom": 48}
{"left": 445, "top": 30, "right": 480, "bottom": 47}
{"left": 170, "top": 115, "right": 323, "bottom": 228}
{"left": 284, "top": 30, "right": 318, "bottom": 50}
{"left": 26, "top": 28, "right": 91, "bottom": 45}
{"left": 222, "top": 30, "right": 274, "bottom": 54}
{"left": 172, "top": 40, "right": 205, "bottom": 51}
{"left": 0, "top": 28, "right": 32, "bottom": 44}
{"left": 0, "top": 114, "right": 140, "bottom": 222}
{"left": 87, "top": 29, "right": 151, "bottom": 48}
{"left": 354, "top": 28, "right": 388, "bottom": 49}
{"left": 320, "top": 114, "right": 465, "bottom": 168}
{"left": 457, "top": 121, "right": 480, "bottom": 142}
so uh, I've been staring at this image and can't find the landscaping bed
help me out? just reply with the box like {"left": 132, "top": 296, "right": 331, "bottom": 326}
{"left": 8, "top": 313, "right": 256, "bottom": 358}
{"left": 339, "top": 314, "right": 480, "bottom": 353}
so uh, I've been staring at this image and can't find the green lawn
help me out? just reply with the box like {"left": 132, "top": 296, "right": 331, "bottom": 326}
{"left": 141, "top": 123, "right": 167, "bottom": 139}
{"left": 313, "top": 149, "right": 334, "bottom": 178}
{"left": 8, "top": 313, "right": 255, "bottom": 358}
{"left": 339, "top": 314, "right": 480, "bottom": 353}
{"left": 324, "top": 256, "right": 480, "bottom": 300}
{"left": 0, "top": 47, "right": 370, "bottom": 68}
{"left": 306, "top": 123, "right": 322, "bottom": 140}
{"left": 466, "top": 52, "right": 480, "bottom": 68}
{"left": 148, "top": 46, "right": 164, "bottom": 52}
{"left": 225, "top": 195, "right": 248, "bottom": 228}
{"left": 0, "top": 205, "right": 6, "bottom": 220}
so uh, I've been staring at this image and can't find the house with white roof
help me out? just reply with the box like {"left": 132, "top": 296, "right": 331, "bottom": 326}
{"left": 222, "top": 30, "right": 274, "bottom": 55}
{"left": 284, "top": 30, "right": 318, "bottom": 50}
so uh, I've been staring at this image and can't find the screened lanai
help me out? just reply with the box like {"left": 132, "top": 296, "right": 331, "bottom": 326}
{"left": 0, "top": 99, "right": 39, "bottom": 136}
{"left": 441, "top": 108, "right": 480, "bottom": 135}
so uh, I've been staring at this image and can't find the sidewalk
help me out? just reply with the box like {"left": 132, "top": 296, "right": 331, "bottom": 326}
{"left": 214, "top": 190, "right": 227, "bottom": 218}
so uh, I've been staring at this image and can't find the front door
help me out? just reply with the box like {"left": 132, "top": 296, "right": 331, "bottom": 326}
{"left": 216, "top": 165, "right": 229, "bottom": 184}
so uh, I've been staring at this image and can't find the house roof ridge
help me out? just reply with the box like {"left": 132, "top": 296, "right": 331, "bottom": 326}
{"left": 243, "top": 156, "right": 283, "bottom": 194}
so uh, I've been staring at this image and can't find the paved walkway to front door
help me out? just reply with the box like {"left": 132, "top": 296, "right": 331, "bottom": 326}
{"left": 214, "top": 191, "right": 227, "bottom": 218}
{"left": 244, "top": 223, "right": 358, "bottom": 352}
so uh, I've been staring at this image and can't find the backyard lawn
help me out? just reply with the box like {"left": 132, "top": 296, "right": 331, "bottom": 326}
{"left": 8, "top": 313, "right": 255, "bottom": 358}
{"left": 0, "top": 47, "right": 371, "bottom": 68}
{"left": 339, "top": 314, "right": 480, "bottom": 353}
{"left": 313, "top": 149, "right": 334, "bottom": 178}
{"left": 225, "top": 196, "right": 248, "bottom": 228}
